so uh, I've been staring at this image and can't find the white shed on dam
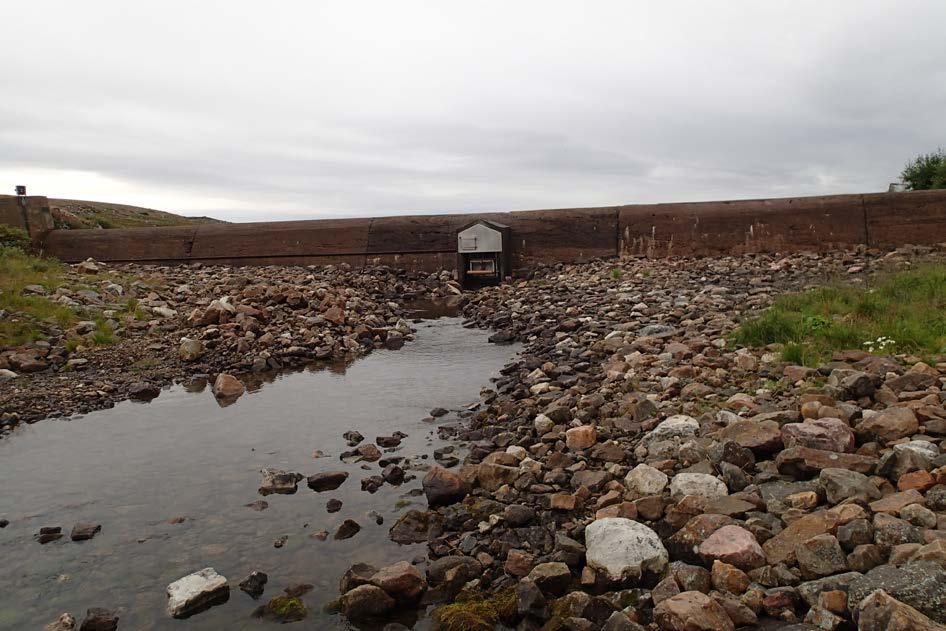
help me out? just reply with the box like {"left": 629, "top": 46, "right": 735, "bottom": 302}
{"left": 456, "top": 219, "right": 510, "bottom": 288}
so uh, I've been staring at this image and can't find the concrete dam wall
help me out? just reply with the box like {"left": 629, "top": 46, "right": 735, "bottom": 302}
{"left": 35, "top": 189, "right": 946, "bottom": 270}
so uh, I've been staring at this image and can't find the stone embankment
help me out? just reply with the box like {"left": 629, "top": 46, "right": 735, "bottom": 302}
{"left": 332, "top": 244, "right": 946, "bottom": 630}
{"left": 0, "top": 261, "right": 460, "bottom": 428}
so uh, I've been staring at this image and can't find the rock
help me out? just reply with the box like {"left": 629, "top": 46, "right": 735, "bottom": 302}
{"left": 306, "top": 471, "right": 349, "bottom": 492}
{"left": 423, "top": 466, "right": 469, "bottom": 506}
{"left": 763, "top": 511, "right": 840, "bottom": 565}
{"left": 698, "top": 525, "right": 766, "bottom": 570}
{"left": 848, "top": 561, "right": 946, "bottom": 623}
{"left": 335, "top": 519, "right": 361, "bottom": 540}
{"left": 45, "top": 614, "right": 76, "bottom": 631}
{"left": 820, "top": 468, "right": 882, "bottom": 504}
{"left": 653, "top": 591, "right": 735, "bottom": 631}
{"left": 566, "top": 425, "right": 598, "bottom": 450}
{"left": 339, "top": 584, "right": 395, "bottom": 619}
{"left": 625, "top": 463, "right": 669, "bottom": 496}
{"left": 718, "top": 419, "right": 782, "bottom": 453}
{"left": 212, "top": 373, "right": 245, "bottom": 399}
{"left": 178, "top": 338, "right": 204, "bottom": 362}
{"left": 776, "top": 446, "right": 877, "bottom": 476}
{"left": 166, "top": 568, "right": 230, "bottom": 618}
{"left": 782, "top": 418, "right": 855, "bottom": 453}
{"left": 584, "top": 518, "right": 669, "bottom": 582}
{"left": 389, "top": 509, "right": 441, "bottom": 544}
{"left": 259, "top": 468, "right": 303, "bottom": 495}
{"left": 343, "top": 430, "right": 364, "bottom": 446}
{"left": 504, "top": 549, "right": 535, "bottom": 576}
{"left": 797, "top": 534, "right": 849, "bottom": 579}
{"left": 255, "top": 596, "right": 307, "bottom": 622}
{"left": 78, "top": 608, "right": 118, "bottom": 631}
{"left": 70, "top": 523, "right": 101, "bottom": 541}
{"left": 527, "top": 561, "right": 572, "bottom": 597}
{"left": 369, "top": 561, "right": 427, "bottom": 602}
{"left": 35, "top": 526, "right": 63, "bottom": 544}
{"left": 128, "top": 382, "right": 160, "bottom": 401}
{"left": 858, "top": 408, "right": 919, "bottom": 443}
{"left": 855, "top": 588, "right": 946, "bottom": 631}
{"left": 239, "top": 571, "right": 268, "bottom": 598}
{"left": 669, "top": 473, "right": 728, "bottom": 500}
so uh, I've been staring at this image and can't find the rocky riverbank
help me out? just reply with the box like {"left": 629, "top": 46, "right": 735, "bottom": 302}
{"left": 0, "top": 260, "right": 460, "bottom": 429}
{"left": 332, "top": 244, "right": 946, "bottom": 630}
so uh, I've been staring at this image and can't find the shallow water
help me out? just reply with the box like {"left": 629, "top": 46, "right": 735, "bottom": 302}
{"left": 0, "top": 316, "right": 518, "bottom": 629}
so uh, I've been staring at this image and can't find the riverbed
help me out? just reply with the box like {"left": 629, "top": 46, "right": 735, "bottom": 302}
{"left": 0, "top": 315, "right": 518, "bottom": 629}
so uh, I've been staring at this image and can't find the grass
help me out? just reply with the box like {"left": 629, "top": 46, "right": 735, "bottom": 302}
{"left": 0, "top": 245, "right": 119, "bottom": 350}
{"left": 733, "top": 263, "right": 946, "bottom": 365}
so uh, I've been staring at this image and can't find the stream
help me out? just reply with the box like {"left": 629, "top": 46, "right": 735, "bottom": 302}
{"left": 0, "top": 313, "right": 518, "bottom": 629}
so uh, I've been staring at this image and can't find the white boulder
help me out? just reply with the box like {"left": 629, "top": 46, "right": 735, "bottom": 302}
{"left": 669, "top": 472, "right": 728, "bottom": 500}
{"left": 624, "top": 463, "right": 669, "bottom": 496}
{"left": 166, "top": 568, "right": 229, "bottom": 618}
{"left": 584, "top": 517, "right": 668, "bottom": 581}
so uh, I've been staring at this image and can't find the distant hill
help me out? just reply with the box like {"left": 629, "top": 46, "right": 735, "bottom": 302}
{"left": 0, "top": 196, "right": 226, "bottom": 229}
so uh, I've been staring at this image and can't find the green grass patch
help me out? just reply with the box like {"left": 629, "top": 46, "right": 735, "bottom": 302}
{"left": 0, "top": 246, "right": 78, "bottom": 347}
{"left": 733, "top": 263, "right": 946, "bottom": 365}
{"left": 0, "top": 246, "right": 119, "bottom": 349}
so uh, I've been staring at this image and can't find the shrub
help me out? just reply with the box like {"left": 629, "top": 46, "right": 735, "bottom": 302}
{"left": 901, "top": 148, "right": 946, "bottom": 190}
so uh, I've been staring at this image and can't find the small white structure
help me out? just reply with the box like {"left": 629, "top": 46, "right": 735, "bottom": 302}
{"left": 456, "top": 219, "right": 510, "bottom": 287}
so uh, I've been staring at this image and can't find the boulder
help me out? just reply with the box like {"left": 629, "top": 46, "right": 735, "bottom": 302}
{"left": 306, "top": 471, "right": 349, "bottom": 492}
{"left": 697, "top": 525, "right": 765, "bottom": 570}
{"left": 423, "top": 466, "right": 469, "bottom": 506}
{"left": 178, "top": 338, "right": 204, "bottom": 362}
{"left": 653, "top": 591, "right": 735, "bottom": 631}
{"left": 848, "top": 561, "right": 946, "bottom": 623}
{"left": 858, "top": 408, "right": 919, "bottom": 443}
{"left": 565, "top": 425, "right": 598, "bottom": 450}
{"left": 820, "top": 468, "right": 882, "bottom": 504}
{"left": 339, "top": 584, "right": 395, "bottom": 619}
{"left": 669, "top": 473, "right": 728, "bottom": 500}
{"left": 526, "top": 562, "right": 572, "bottom": 597}
{"left": 259, "top": 468, "right": 303, "bottom": 495}
{"left": 855, "top": 588, "right": 946, "bottom": 631}
{"left": 625, "top": 463, "right": 669, "bottom": 496}
{"left": 166, "top": 568, "right": 229, "bottom": 618}
{"left": 584, "top": 518, "right": 669, "bottom": 582}
{"left": 212, "top": 373, "right": 245, "bottom": 399}
{"left": 44, "top": 614, "right": 76, "bottom": 631}
{"left": 781, "top": 418, "right": 855, "bottom": 453}
{"left": 369, "top": 561, "right": 427, "bottom": 602}
{"left": 78, "top": 609, "right": 118, "bottom": 631}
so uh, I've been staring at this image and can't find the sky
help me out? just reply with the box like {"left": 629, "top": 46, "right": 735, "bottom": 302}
{"left": 2, "top": 1, "right": 945, "bottom": 222}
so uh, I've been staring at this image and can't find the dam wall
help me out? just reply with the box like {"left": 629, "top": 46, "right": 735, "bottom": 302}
{"left": 35, "top": 189, "right": 946, "bottom": 270}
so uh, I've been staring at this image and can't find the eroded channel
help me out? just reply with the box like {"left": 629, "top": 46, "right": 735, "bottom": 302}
{"left": 0, "top": 314, "right": 518, "bottom": 629}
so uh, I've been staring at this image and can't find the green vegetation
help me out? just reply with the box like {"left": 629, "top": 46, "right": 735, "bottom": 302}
{"left": 0, "top": 246, "right": 77, "bottom": 347}
{"left": 733, "top": 263, "right": 946, "bottom": 365}
{"left": 432, "top": 588, "right": 517, "bottom": 631}
{"left": 611, "top": 268, "right": 623, "bottom": 280}
{"left": 0, "top": 225, "right": 31, "bottom": 250}
{"left": 0, "top": 245, "right": 118, "bottom": 349}
{"left": 901, "top": 148, "right": 946, "bottom": 190}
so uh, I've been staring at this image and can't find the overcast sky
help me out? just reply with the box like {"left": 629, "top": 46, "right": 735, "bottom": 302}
{"left": 3, "top": 1, "right": 945, "bottom": 221}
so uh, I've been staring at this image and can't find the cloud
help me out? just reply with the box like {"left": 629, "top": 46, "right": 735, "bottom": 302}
{"left": 2, "top": 0, "right": 944, "bottom": 221}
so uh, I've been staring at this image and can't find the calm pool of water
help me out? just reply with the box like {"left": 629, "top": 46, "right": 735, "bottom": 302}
{"left": 0, "top": 316, "right": 517, "bottom": 629}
